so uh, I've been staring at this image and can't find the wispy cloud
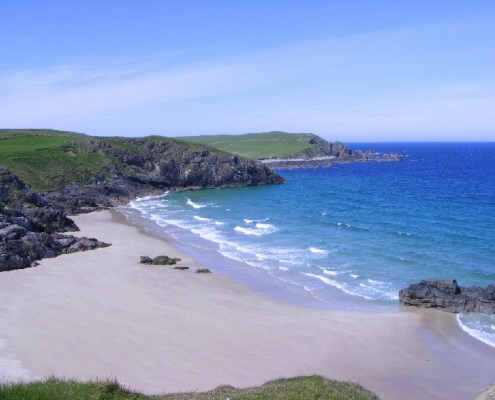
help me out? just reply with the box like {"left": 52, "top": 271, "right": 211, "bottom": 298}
{"left": 1, "top": 14, "right": 494, "bottom": 140}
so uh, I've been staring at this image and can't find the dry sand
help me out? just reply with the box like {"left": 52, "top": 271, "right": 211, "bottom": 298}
{"left": 0, "top": 209, "right": 494, "bottom": 399}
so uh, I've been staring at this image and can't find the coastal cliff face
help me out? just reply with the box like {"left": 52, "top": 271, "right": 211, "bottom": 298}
{"left": 0, "top": 133, "right": 285, "bottom": 271}
{"left": 259, "top": 134, "right": 401, "bottom": 169}
{"left": 42, "top": 137, "right": 285, "bottom": 213}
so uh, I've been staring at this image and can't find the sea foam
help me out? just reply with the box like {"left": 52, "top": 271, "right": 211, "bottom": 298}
{"left": 457, "top": 314, "right": 495, "bottom": 349}
{"left": 186, "top": 198, "right": 208, "bottom": 209}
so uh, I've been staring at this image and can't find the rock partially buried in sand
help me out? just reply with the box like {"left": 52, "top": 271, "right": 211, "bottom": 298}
{"left": 140, "top": 255, "right": 182, "bottom": 265}
{"left": 399, "top": 279, "right": 495, "bottom": 314}
{"left": 174, "top": 266, "right": 189, "bottom": 270}
{"left": 152, "top": 255, "right": 181, "bottom": 265}
{"left": 472, "top": 382, "right": 495, "bottom": 400}
{"left": 196, "top": 268, "right": 211, "bottom": 274}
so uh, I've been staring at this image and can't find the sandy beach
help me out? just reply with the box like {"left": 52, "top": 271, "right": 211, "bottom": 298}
{"left": 0, "top": 209, "right": 494, "bottom": 399}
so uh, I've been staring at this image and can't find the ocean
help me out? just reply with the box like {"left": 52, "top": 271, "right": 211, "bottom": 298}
{"left": 120, "top": 142, "right": 495, "bottom": 348}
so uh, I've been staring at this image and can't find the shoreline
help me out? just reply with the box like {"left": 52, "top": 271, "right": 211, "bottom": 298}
{"left": 118, "top": 203, "right": 395, "bottom": 313}
{"left": 0, "top": 209, "right": 494, "bottom": 399}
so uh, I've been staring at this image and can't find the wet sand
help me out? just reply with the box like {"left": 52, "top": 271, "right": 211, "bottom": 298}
{"left": 0, "top": 209, "right": 493, "bottom": 399}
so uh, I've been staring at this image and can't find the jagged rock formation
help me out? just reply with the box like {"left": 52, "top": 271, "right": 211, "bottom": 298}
{"left": 472, "top": 383, "right": 495, "bottom": 400}
{"left": 0, "top": 168, "right": 110, "bottom": 271}
{"left": 260, "top": 135, "right": 401, "bottom": 169}
{"left": 43, "top": 137, "right": 285, "bottom": 214}
{"left": 0, "top": 134, "right": 285, "bottom": 271}
{"left": 399, "top": 279, "right": 495, "bottom": 314}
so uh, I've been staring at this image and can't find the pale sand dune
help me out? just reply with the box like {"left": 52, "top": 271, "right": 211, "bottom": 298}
{"left": 0, "top": 210, "right": 494, "bottom": 399}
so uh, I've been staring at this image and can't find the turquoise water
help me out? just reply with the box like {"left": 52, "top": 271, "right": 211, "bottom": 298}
{"left": 125, "top": 143, "right": 495, "bottom": 347}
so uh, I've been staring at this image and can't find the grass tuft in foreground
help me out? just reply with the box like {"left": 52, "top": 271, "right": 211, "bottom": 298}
{"left": 0, "top": 375, "right": 380, "bottom": 400}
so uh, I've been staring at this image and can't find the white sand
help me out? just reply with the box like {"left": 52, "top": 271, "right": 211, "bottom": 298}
{"left": 0, "top": 210, "right": 494, "bottom": 399}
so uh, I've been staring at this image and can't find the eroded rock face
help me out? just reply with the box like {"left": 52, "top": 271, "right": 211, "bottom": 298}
{"left": 0, "top": 168, "right": 110, "bottom": 271}
{"left": 0, "top": 232, "right": 110, "bottom": 271}
{"left": 399, "top": 279, "right": 495, "bottom": 314}
{"left": 1, "top": 137, "right": 285, "bottom": 271}
{"left": 43, "top": 139, "right": 285, "bottom": 214}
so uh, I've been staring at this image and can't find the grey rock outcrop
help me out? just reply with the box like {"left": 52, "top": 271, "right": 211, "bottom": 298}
{"left": 43, "top": 138, "right": 285, "bottom": 214}
{"left": 399, "top": 279, "right": 495, "bottom": 314}
{"left": 0, "top": 168, "right": 110, "bottom": 271}
{"left": 0, "top": 135, "right": 285, "bottom": 271}
{"left": 472, "top": 383, "right": 495, "bottom": 400}
{"left": 260, "top": 136, "right": 401, "bottom": 169}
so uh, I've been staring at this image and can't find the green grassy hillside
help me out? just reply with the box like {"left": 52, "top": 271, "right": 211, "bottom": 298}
{"left": 0, "top": 129, "right": 100, "bottom": 191}
{"left": 0, "top": 129, "right": 201, "bottom": 192}
{"left": 179, "top": 131, "right": 316, "bottom": 159}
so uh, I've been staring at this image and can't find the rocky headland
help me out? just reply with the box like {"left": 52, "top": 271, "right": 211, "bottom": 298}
{"left": 399, "top": 279, "right": 495, "bottom": 314}
{"left": 259, "top": 136, "right": 401, "bottom": 169}
{"left": 41, "top": 137, "right": 284, "bottom": 214}
{"left": 0, "top": 132, "right": 284, "bottom": 271}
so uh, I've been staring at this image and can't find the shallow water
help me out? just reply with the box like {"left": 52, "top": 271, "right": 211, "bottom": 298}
{"left": 123, "top": 142, "right": 495, "bottom": 347}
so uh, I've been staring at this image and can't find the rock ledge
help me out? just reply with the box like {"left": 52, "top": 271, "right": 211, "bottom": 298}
{"left": 399, "top": 279, "right": 495, "bottom": 314}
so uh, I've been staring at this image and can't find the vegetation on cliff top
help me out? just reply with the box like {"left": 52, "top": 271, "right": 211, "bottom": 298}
{"left": 178, "top": 131, "right": 347, "bottom": 160}
{"left": 0, "top": 375, "right": 380, "bottom": 400}
{"left": 0, "top": 129, "right": 273, "bottom": 192}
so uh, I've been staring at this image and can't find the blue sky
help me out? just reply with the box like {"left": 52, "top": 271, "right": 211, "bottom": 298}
{"left": 1, "top": 1, "right": 494, "bottom": 141}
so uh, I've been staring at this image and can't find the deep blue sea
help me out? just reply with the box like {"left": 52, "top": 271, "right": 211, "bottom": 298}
{"left": 122, "top": 143, "right": 495, "bottom": 348}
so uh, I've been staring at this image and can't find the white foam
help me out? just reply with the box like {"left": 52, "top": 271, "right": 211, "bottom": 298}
{"left": 234, "top": 224, "right": 276, "bottom": 236}
{"left": 235, "top": 226, "right": 264, "bottom": 236}
{"left": 244, "top": 219, "right": 254, "bottom": 224}
{"left": 308, "top": 247, "right": 328, "bottom": 255}
{"left": 457, "top": 314, "right": 495, "bottom": 349}
{"left": 350, "top": 274, "right": 359, "bottom": 279}
{"left": 186, "top": 198, "right": 207, "bottom": 209}
{"left": 279, "top": 266, "right": 289, "bottom": 271}
{"left": 358, "top": 281, "right": 399, "bottom": 300}
{"left": 322, "top": 269, "right": 339, "bottom": 276}
{"left": 215, "top": 221, "right": 225, "bottom": 225}
{"left": 133, "top": 192, "right": 167, "bottom": 202}
{"left": 302, "top": 273, "right": 372, "bottom": 300}
{"left": 194, "top": 216, "right": 212, "bottom": 221}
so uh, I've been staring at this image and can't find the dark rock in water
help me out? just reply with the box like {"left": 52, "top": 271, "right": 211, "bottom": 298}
{"left": 140, "top": 256, "right": 153, "bottom": 264}
{"left": 399, "top": 279, "right": 495, "bottom": 314}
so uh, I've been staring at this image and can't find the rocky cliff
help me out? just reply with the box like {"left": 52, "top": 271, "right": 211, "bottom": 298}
{"left": 0, "top": 168, "right": 110, "bottom": 271}
{"left": 43, "top": 136, "right": 284, "bottom": 214}
{"left": 259, "top": 134, "right": 401, "bottom": 169}
{"left": 0, "top": 133, "right": 285, "bottom": 271}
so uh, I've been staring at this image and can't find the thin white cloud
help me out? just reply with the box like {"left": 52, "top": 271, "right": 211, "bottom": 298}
{"left": 1, "top": 14, "right": 494, "bottom": 140}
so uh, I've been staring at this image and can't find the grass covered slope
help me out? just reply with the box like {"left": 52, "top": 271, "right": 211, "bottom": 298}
{"left": 0, "top": 376, "right": 380, "bottom": 400}
{"left": 0, "top": 129, "right": 281, "bottom": 194}
{"left": 179, "top": 131, "right": 322, "bottom": 160}
{"left": 0, "top": 129, "right": 96, "bottom": 191}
